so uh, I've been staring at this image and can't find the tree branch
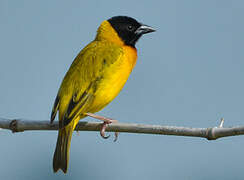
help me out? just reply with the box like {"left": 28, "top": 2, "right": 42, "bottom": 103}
{"left": 0, "top": 118, "right": 244, "bottom": 140}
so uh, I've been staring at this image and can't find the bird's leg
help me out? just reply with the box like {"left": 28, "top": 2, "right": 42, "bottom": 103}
{"left": 84, "top": 113, "right": 119, "bottom": 141}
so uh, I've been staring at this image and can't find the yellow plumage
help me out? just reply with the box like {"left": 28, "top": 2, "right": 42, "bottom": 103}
{"left": 51, "top": 16, "right": 154, "bottom": 173}
{"left": 51, "top": 20, "right": 137, "bottom": 173}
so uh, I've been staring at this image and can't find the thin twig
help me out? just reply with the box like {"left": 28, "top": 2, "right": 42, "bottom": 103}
{"left": 0, "top": 118, "right": 244, "bottom": 140}
{"left": 219, "top": 118, "right": 224, "bottom": 128}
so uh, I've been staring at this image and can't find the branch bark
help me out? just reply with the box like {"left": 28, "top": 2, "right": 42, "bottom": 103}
{"left": 0, "top": 118, "right": 244, "bottom": 140}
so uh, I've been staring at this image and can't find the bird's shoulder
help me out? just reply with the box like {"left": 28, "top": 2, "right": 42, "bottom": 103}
{"left": 68, "top": 40, "right": 124, "bottom": 75}
{"left": 58, "top": 40, "right": 124, "bottom": 98}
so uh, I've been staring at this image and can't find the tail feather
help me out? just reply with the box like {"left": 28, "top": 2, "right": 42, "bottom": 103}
{"left": 53, "top": 127, "right": 73, "bottom": 173}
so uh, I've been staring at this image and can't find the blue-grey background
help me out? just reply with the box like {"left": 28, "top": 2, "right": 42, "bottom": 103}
{"left": 0, "top": 0, "right": 244, "bottom": 179}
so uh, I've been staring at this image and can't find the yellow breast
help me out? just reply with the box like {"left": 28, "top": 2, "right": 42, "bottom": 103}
{"left": 90, "top": 45, "right": 137, "bottom": 112}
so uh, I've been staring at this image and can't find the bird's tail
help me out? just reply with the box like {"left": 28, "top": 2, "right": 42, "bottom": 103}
{"left": 53, "top": 122, "right": 75, "bottom": 173}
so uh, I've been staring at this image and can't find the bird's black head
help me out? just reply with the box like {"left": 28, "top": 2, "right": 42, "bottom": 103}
{"left": 108, "top": 16, "right": 155, "bottom": 47}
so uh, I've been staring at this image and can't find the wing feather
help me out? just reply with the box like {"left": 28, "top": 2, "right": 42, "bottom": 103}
{"left": 50, "top": 95, "right": 60, "bottom": 123}
{"left": 52, "top": 41, "right": 123, "bottom": 127}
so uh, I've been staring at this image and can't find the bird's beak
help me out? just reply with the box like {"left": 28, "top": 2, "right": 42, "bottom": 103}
{"left": 135, "top": 24, "right": 156, "bottom": 35}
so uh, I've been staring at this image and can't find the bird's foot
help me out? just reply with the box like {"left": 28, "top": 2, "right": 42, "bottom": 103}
{"left": 85, "top": 113, "right": 119, "bottom": 141}
{"left": 100, "top": 120, "right": 119, "bottom": 142}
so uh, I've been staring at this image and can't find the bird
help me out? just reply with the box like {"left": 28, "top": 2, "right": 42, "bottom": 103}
{"left": 50, "top": 16, "right": 155, "bottom": 173}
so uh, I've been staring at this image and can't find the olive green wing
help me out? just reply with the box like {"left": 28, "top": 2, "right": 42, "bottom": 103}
{"left": 50, "top": 41, "right": 123, "bottom": 128}
{"left": 50, "top": 95, "right": 60, "bottom": 124}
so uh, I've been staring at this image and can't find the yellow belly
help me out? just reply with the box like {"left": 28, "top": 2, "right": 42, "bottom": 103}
{"left": 90, "top": 46, "right": 137, "bottom": 112}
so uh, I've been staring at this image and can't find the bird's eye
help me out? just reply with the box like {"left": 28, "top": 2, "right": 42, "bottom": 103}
{"left": 127, "top": 25, "right": 134, "bottom": 31}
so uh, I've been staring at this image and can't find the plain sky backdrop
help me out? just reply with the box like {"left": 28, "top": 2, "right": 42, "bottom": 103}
{"left": 0, "top": 0, "right": 244, "bottom": 179}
